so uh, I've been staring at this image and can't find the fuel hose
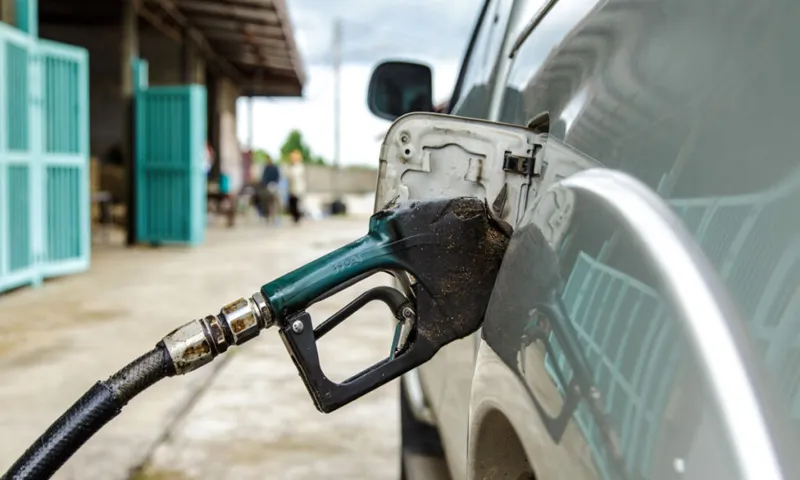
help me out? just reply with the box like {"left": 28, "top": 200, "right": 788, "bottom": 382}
{"left": 2, "top": 293, "right": 273, "bottom": 480}
{"left": 2, "top": 346, "right": 174, "bottom": 480}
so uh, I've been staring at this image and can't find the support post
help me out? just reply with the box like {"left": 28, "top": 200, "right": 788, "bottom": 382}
{"left": 122, "top": 0, "right": 139, "bottom": 246}
{"left": 247, "top": 96, "right": 254, "bottom": 150}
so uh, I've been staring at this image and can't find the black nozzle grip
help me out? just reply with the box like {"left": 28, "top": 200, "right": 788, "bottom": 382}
{"left": 275, "top": 197, "right": 511, "bottom": 413}
{"left": 278, "top": 308, "right": 436, "bottom": 413}
{"left": 313, "top": 286, "right": 409, "bottom": 340}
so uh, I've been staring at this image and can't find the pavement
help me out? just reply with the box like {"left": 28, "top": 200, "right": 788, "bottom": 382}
{"left": 0, "top": 213, "right": 400, "bottom": 479}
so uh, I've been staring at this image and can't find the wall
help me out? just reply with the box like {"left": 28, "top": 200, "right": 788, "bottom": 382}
{"left": 139, "top": 25, "right": 181, "bottom": 85}
{"left": 250, "top": 163, "right": 377, "bottom": 195}
{"left": 304, "top": 165, "right": 377, "bottom": 194}
{"left": 138, "top": 26, "right": 204, "bottom": 85}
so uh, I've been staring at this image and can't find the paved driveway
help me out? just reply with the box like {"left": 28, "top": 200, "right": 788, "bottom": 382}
{"left": 0, "top": 217, "right": 399, "bottom": 479}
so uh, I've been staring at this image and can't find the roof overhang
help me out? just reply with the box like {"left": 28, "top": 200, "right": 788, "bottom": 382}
{"left": 38, "top": 0, "right": 306, "bottom": 97}
{"left": 173, "top": 0, "right": 306, "bottom": 97}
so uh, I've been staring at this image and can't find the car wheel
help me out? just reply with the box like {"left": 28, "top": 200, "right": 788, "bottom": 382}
{"left": 399, "top": 381, "right": 449, "bottom": 480}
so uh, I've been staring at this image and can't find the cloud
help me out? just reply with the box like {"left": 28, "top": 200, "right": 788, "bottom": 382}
{"left": 237, "top": 1, "right": 480, "bottom": 167}
{"left": 288, "top": 0, "right": 483, "bottom": 66}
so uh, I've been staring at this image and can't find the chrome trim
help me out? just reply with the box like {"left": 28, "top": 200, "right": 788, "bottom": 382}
{"left": 558, "top": 168, "right": 782, "bottom": 480}
{"left": 402, "top": 369, "right": 436, "bottom": 426}
{"left": 508, "top": 0, "right": 560, "bottom": 59}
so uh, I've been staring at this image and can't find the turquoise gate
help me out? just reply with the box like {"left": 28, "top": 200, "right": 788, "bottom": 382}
{"left": 134, "top": 60, "right": 207, "bottom": 245}
{"left": 0, "top": 21, "right": 89, "bottom": 294}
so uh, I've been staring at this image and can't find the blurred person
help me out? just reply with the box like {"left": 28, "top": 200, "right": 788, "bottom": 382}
{"left": 218, "top": 170, "right": 235, "bottom": 228}
{"left": 259, "top": 155, "right": 282, "bottom": 224}
{"left": 286, "top": 149, "right": 306, "bottom": 224}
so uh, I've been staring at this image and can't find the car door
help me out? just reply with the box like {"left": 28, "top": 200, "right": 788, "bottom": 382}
{"left": 470, "top": 0, "right": 800, "bottom": 477}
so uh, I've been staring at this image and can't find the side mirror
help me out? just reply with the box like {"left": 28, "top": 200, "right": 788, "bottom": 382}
{"left": 367, "top": 61, "right": 433, "bottom": 121}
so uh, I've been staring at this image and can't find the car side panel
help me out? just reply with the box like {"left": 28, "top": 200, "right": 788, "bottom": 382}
{"left": 474, "top": 0, "right": 800, "bottom": 477}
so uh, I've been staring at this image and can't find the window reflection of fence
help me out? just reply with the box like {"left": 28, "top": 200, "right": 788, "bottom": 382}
{"left": 545, "top": 252, "right": 680, "bottom": 480}
{"left": 544, "top": 170, "right": 800, "bottom": 479}
{"left": 670, "top": 173, "right": 800, "bottom": 418}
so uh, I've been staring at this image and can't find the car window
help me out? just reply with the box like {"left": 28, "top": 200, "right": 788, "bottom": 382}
{"left": 496, "top": 0, "right": 601, "bottom": 128}
{"left": 449, "top": 0, "right": 514, "bottom": 119}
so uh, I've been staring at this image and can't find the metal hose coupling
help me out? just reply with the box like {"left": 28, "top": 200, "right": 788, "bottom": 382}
{"left": 160, "top": 292, "right": 274, "bottom": 375}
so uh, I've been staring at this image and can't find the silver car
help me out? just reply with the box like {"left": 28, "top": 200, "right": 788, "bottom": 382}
{"left": 367, "top": 0, "right": 800, "bottom": 479}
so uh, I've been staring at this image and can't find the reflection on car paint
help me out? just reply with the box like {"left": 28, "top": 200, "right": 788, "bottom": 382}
{"left": 512, "top": 167, "right": 800, "bottom": 479}
{"left": 543, "top": 252, "right": 680, "bottom": 480}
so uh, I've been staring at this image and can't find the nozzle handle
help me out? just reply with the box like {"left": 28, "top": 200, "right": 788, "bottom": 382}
{"left": 260, "top": 210, "right": 417, "bottom": 318}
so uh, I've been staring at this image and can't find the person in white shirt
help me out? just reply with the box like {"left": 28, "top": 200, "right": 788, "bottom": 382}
{"left": 286, "top": 149, "right": 306, "bottom": 224}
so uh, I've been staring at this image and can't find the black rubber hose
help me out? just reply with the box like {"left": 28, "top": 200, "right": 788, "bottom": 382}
{"left": 2, "top": 345, "right": 175, "bottom": 480}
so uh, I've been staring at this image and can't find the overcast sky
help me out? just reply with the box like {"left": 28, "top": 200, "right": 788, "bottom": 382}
{"left": 235, "top": 0, "right": 483, "bottom": 167}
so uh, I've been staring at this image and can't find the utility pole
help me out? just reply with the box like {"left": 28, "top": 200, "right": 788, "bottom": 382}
{"left": 329, "top": 18, "right": 346, "bottom": 214}
{"left": 332, "top": 18, "right": 343, "bottom": 206}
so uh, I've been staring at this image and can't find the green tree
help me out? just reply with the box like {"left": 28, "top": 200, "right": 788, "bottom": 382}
{"left": 251, "top": 149, "right": 271, "bottom": 164}
{"left": 278, "top": 130, "right": 329, "bottom": 165}
{"left": 279, "top": 130, "right": 311, "bottom": 163}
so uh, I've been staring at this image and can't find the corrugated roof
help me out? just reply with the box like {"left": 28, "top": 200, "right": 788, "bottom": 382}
{"left": 174, "top": 0, "right": 306, "bottom": 96}
{"left": 37, "top": 0, "right": 306, "bottom": 97}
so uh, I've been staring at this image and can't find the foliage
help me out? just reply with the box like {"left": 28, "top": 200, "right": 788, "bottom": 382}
{"left": 279, "top": 130, "right": 327, "bottom": 165}
{"left": 251, "top": 149, "right": 272, "bottom": 164}
{"left": 279, "top": 130, "right": 311, "bottom": 163}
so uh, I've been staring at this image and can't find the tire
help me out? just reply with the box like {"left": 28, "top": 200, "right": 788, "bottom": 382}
{"left": 399, "top": 381, "right": 448, "bottom": 480}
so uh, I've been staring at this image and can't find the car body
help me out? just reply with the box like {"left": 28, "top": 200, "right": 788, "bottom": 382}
{"left": 369, "top": 0, "right": 800, "bottom": 478}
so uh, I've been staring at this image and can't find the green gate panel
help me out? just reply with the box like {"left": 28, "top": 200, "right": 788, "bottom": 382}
{"left": 38, "top": 38, "right": 89, "bottom": 277}
{"left": 6, "top": 41, "right": 28, "bottom": 151}
{"left": 135, "top": 80, "right": 207, "bottom": 245}
{"left": 7, "top": 164, "right": 31, "bottom": 272}
{"left": 45, "top": 166, "right": 81, "bottom": 261}
{"left": 0, "top": 22, "right": 89, "bottom": 294}
{"left": 0, "top": 25, "right": 37, "bottom": 292}
{"left": 43, "top": 55, "right": 80, "bottom": 154}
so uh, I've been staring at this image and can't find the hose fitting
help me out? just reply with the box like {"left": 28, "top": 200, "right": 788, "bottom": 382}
{"left": 161, "top": 292, "right": 273, "bottom": 375}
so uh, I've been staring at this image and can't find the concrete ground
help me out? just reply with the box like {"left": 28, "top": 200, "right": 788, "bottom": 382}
{"left": 0, "top": 213, "right": 400, "bottom": 479}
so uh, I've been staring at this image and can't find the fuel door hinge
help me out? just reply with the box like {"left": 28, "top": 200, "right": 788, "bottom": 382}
{"left": 502, "top": 145, "right": 542, "bottom": 177}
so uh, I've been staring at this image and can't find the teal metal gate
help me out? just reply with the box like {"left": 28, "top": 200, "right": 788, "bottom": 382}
{"left": 0, "top": 22, "right": 89, "bottom": 294}
{"left": 134, "top": 60, "right": 207, "bottom": 245}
